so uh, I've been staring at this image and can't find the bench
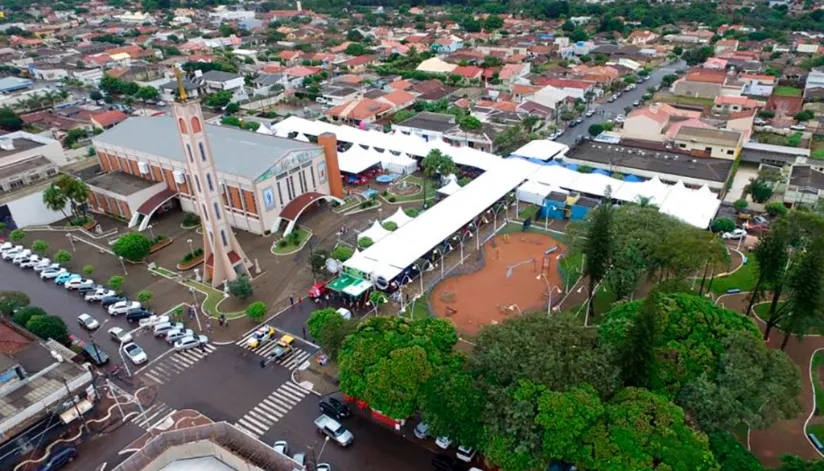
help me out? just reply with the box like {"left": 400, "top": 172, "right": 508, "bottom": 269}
{"left": 809, "top": 433, "right": 824, "bottom": 450}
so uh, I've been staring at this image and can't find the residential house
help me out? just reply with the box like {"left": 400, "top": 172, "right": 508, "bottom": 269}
{"left": 742, "top": 73, "right": 776, "bottom": 97}
{"left": 499, "top": 63, "right": 531, "bottom": 89}
{"left": 672, "top": 69, "right": 728, "bottom": 99}
{"left": 278, "top": 50, "right": 304, "bottom": 66}
{"left": 392, "top": 111, "right": 457, "bottom": 142}
{"left": 432, "top": 36, "right": 463, "bottom": 54}
{"left": 320, "top": 86, "right": 361, "bottom": 107}
{"left": 252, "top": 74, "right": 288, "bottom": 95}
{"left": 766, "top": 95, "right": 804, "bottom": 118}
{"left": 326, "top": 98, "right": 393, "bottom": 125}
{"left": 159, "top": 77, "right": 204, "bottom": 102}
{"left": 199, "top": 70, "right": 245, "bottom": 93}
{"left": 628, "top": 30, "right": 659, "bottom": 46}
{"left": 784, "top": 165, "right": 824, "bottom": 207}
{"left": 90, "top": 110, "right": 128, "bottom": 130}
{"left": 341, "top": 55, "right": 378, "bottom": 73}
{"left": 805, "top": 68, "right": 824, "bottom": 99}
{"left": 416, "top": 57, "right": 457, "bottom": 74}
{"left": 714, "top": 39, "right": 739, "bottom": 54}
{"left": 527, "top": 78, "right": 594, "bottom": 108}
{"left": 672, "top": 126, "right": 743, "bottom": 160}
{"left": 451, "top": 66, "right": 484, "bottom": 82}
{"left": 712, "top": 95, "right": 763, "bottom": 114}
{"left": 282, "top": 66, "right": 322, "bottom": 88}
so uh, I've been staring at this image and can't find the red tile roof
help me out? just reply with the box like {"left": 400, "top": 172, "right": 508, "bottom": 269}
{"left": 92, "top": 110, "right": 129, "bottom": 128}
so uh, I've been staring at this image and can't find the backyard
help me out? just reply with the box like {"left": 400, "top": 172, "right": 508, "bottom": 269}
{"left": 813, "top": 136, "right": 824, "bottom": 160}
{"left": 754, "top": 131, "right": 805, "bottom": 148}
{"left": 773, "top": 86, "right": 804, "bottom": 97}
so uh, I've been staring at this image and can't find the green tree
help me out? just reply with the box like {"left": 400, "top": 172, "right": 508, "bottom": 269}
{"left": 246, "top": 301, "right": 267, "bottom": 321}
{"left": 420, "top": 362, "right": 486, "bottom": 448}
{"left": 795, "top": 110, "right": 815, "bottom": 122}
{"left": 661, "top": 74, "right": 679, "bottom": 87}
{"left": 746, "top": 225, "right": 790, "bottom": 316}
{"left": 228, "top": 274, "right": 254, "bottom": 299}
{"left": 10, "top": 229, "right": 25, "bottom": 242}
{"left": 136, "top": 86, "right": 159, "bottom": 101}
{"left": 779, "top": 238, "right": 824, "bottom": 349}
{"left": 483, "top": 14, "right": 504, "bottom": 30}
{"left": 582, "top": 193, "right": 614, "bottom": 318}
{"left": 12, "top": 306, "right": 45, "bottom": 326}
{"left": 204, "top": 91, "right": 233, "bottom": 109}
{"left": 364, "top": 345, "right": 433, "bottom": 418}
{"left": 588, "top": 123, "right": 605, "bottom": 136}
{"left": 748, "top": 179, "right": 774, "bottom": 203}
{"left": 0, "top": 291, "right": 30, "bottom": 315}
{"left": 0, "top": 106, "right": 23, "bottom": 131}
{"left": 43, "top": 185, "right": 70, "bottom": 221}
{"left": 112, "top": 233, "right": 152, "bottom": 262}
{"left": 421, "top": 149, "right": 457, "bottom": 180}
{"left": 604, "top": 244, "right": 645, "bottom": 300}
{"left": 82, "top": 265, "right": 94, "bottom": 277}
{"left": 711, "top": 217, "right": 736, "bottom": 233}
{"left": 458, "top": 115, "right": 482, "bottom": 131}
{"left": 26, "top": 315, "right": 69, "bottom": 344}
{"left": 569, "top": 28, "right": 588, "bottom": 42}
{"left": 618, "top": 291, "right": 660, "bottom": 388}
{"left": 137, "top": 289, "right": 153, "bottom": 307}
{"left": 108, "top": 275, "right": 124, "bottom": 293}
{"left": 31, "top": 240, "right": 48, "bottom": 256}
{"left": 307, "top": 308, "right": 357, "bottom": 360}
{"left": 709, "top": 432, "right": 764, "bottom": 471}
{"left": 535, "top": 385, "right": 605, "bottom": 465}
{"left": 344, "top": 42, "right": 367, "bottom": 56}
{"left": 54, "top": 249, "right": 71, "bottom": 265}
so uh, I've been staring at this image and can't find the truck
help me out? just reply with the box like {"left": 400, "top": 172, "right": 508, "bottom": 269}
{"left": 314, "top": 414, "right": 354, "bottom": 446}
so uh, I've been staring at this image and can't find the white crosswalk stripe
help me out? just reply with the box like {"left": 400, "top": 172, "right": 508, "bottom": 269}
{"left": 138, "top": 344, "right": 216, "bottom": 384}
{"left": 130, "top": 402, "right": 176, "bottom": 431}
{"left": 235, "top": 332, "right": 314, "bottom": 370}
{"left": 233, "top": 382, "right": 311, "bottom": 438}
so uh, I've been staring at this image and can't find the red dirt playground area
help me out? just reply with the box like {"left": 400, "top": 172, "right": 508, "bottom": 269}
{"left": 431, "top": 233, "right": 565, "bottom": 336}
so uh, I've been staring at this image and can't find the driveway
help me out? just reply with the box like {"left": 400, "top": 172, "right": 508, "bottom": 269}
{"left": 555, "top": 59, "right": 686, "bottom": 146}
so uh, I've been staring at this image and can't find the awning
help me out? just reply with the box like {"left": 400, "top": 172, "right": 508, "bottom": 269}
{"left": 60, "top": 399, "right": 93, "bottom": 424}
{"left": 328, "top": 272, "right": 373, "bottom": 297}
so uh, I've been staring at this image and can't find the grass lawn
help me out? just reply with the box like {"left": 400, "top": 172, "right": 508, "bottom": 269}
{"left": 710, "top": 253, "right": 759, "bottom": 295}
{"left": 184, "top": 279, "right": 246, "bottom": 319}
{"left": 153, "top": 266, "right": 178, "bottom": 278}
{"left": 813, "top": 352, "right": 824, "bottom": 417}
{"left": 754, "top": 131, "right": 804, "bottom": 148}
{"left": 271, "top": 227, "right": 311, "bottom": 255}
{"left": 333, "top": 198, "right": 362, "bottom": 214}
{"left": 519, "top": 205, "right": 540, "bottom": 221}
{"left": 813, "top": 137, "right": 824, "bottom": 160}
{"left": 809, "top": 423, "right": 824, "bottom": 442}
{"left": 560, "top": 287, "right": 618, "bottom": 325}
{"left": 384, "top": 175, "right": 437, "bottom": 203}
{"left": 774, "top": 86, "right": 803, "bottom": 97}
{"left": 406, "top": 296, "right": 432, "bottom": 319}
{"left": 656, "top": 93, "right": 714, "bottom": 108}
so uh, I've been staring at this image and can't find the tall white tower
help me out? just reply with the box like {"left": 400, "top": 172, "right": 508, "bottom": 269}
{"left": 172, "top": 71, "right": 251, "bottom": 288}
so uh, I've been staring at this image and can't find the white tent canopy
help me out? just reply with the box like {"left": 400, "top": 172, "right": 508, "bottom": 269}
{"left": 381, "top": 152, "right": 418, "bottom": 175}
{"left": 612, "top": 175, "right": 672, "bottom": 206}
{"left": 358, "top": 220, "right": 392, "bottom": 243}
{"left": 384, "top": 207, "right": 414, "bottom": 228}
{"left": 510, "top": 139, "right": 569, "bottom": 161}
{"left": 337, "top": 147, "right": 382, "bottom": 174}
{"left": 516, "top": 180, "right": 553, "bottom": 206}
{"left": 437, "top": 179, "right": 462, "bottom": 197}
{"left": 659, "top": 181, "right": 721, "bottom": 228}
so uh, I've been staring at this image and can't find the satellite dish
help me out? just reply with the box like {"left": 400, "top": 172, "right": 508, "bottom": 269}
{"left": 325, "top": 258, "right": 341, "bottom": 274}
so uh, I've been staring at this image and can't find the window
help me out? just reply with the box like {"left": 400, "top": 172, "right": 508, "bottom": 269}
{"left": 213, "top": 202, "right": 221, "bottom": 219}
{"left": 201, "top": 204, "right": 209, "bottom": 221}
{"left": 191, "top": 117, "right": 202, "bottom": 133}
{"left": 298, "top": 171, "right": 306, "bottom": 193}
{"left": 198, "top": 142, "right": 207, "bottom": 162}
{"left": 727, "top": 150, "right": 734, "bottom": 155}
{"left": 310, "top": 167, "right": 316, "bottom": 189}
{"left": 285, "top": 176, "right": 294, "bottom": 200}
{"left": 679, "top": 143, "right": 686, "bottom": 148}
{"left": 9, "top": 178, "right": 24, "bottom": 189}
{"left": 221, "top": 230, "right": 228, "bottom": 247}
{"left": 46, "top": 168, "right": 57, "bottom": 176}
{"left": 276, "top": 181, "right": 284, "bottom": 206}
{"left": 194, "top": 175, "right": 201, "bottom": 193}
{"left": 178, "top": 118, "right": 188, "bottom": 134}
{"left": 186, "top": 144, "right": 194, "bottom": 162}
{"left": 209, "top": 231, "right": 214, "bottom": 243}
{"left": 206, "top": 173, "right": 214, "bottom": 191}
{"left": 705, "top": 147, "right": 712, "bottom": 153}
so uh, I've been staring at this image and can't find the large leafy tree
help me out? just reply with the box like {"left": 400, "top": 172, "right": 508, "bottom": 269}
{"left": 535, "top": 386, "right": 604, "bottom": 464}
{"left": 26, "top": 315, "right": 69, "bottom": 344}
{"left": 420, "top": 361, "right": 486, "bottom": 449}
{"left": 582, "top": 193, "right": 614, "bottom": 318}
{"left": 0, "top": 291, "right": 30, "bottom": 315}
{"left": 746, "top": 221, "right": 790, "bottom": 316}
{"left": 618, "top": 290, "right": 660, "bottom": 388}
{"left": 780, "top": 237, "right": 824, "bottom": 349}
{"left": 338, "top": 316, "right": 457, "bottom": 419}
{"left": 709, "top": 432, "right": 764, "bottom": 471}
{"left": 112, "top": 233, "right": 152, "bottom": 262}
{"left": 421, "top": 149, "right": 458, "bottom": 179}
{"left": 0, "top": 106, "right": 22, "bottom": 131}
{"left": 307, "top": 308, "right": 357, "bottom": 360}
{"left": 42, "top": 185, "right": 69, "bottom": 221}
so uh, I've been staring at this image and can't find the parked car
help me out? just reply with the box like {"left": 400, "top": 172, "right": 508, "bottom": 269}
{"left": 19, "top": 255, "right": 41, "bottom": 268}
{"left": 126, "top": 309, "right": 154, "bottom": 323}
{"left": 273, "top": 440, "right": 289, "bottom": 455}
{"left": 790, "top": 124, "right": 806, "bottom": 131}
{"left": 65, "top": 278, "right": 94, "bottom": 290}
{"left": 435, "top": 436, "right": 452, "bottom": 449}
{"left": 632, "top": 100, "right": 640, "bottom": 107}
{"left": 174, "top": 335, "right": 209, "bottom": 351}
{"left": 86, "top": 288, "right": 116, "bottom": 302}
{"left": 77, "top": 313, "right": 100, "bottom": 330}
{"left": 267, "top": 335, "right": 294, "bottom": 361}
{"left": 123, "top": 343, "right": 148, "bottom": 365}
{"left": 0, "top": 241, "right": 12, "bottom": 252}
{"left": 585, "top": 109, "right": 596, "bottom": 117}
{"left": 100, "top": 295, "right": 126, "bottom": 307}
{"left": 40, "top": 268, "right": 67, "bottom": 280}
{"left": 81, "top": 344, "right": 109, "bottom": 366}
{"left": 37, "top": 447, "right": 77, "bottom": 471}
{"left": 34, "top": 260, "right": 59, "bottom": 272}
{"left": 138, "top": 314, "right": 168, "bottom": 327}
{"left": 414, "top": 422, "right": 430, "bottom": 440}
{"left": 1, "top": 245, "right": 23, "bottom": 259}
{"left": 456, "top": 446, "right": 477, "bottom": 462}
{"left": 55, "top": 272, "right": 80, "bottom": 285}
{"left": 316, "top": 464, "right": 331, "bottom": 471}
{"left": 721, "top": 229, "right": 747, "bottom": 240}
{"left": 109, "top": 301, "right": 141, "bottom": 316}
{"left": 153, "top": 322, "right": 183, "bottom": 337}
{"left": 615, "top": 115, "right": 626, "bottom": 124}
{"left": 12, "top": 250, "right": 33, "bottom": 265}
{"left": 108, "top": 327, "right": 132, "bottom": 344}
{"left": 77, "top": 283, "right": 103, "bottom": 296}
{"left": 432, "top": 454, "right": 468, "bottom": 471}
{"left": 314, "top": 415, "right": 354, "bottom": 446}
{"left": 320, "top": 397, "right": 351, "bottom": 420}
{"left": 166, "top": 328, "right": 194, "bottom": 344}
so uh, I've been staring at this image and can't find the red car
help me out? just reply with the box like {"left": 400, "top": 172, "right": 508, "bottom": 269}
{"left": 308, "top": 282, "right": 329, "bottom": 300}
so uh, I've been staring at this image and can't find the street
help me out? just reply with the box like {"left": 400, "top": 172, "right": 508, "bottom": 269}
{"left": 555, "top": 59, "right": 686, "bottom": 146}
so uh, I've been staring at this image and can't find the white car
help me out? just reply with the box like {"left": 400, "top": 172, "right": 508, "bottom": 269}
{"left": 18, "top": 255, "right": 41, "bottom": 268}
{"left": 0, "top": 242, "right": 11, "bottom": 252}
{"left": 33, "top": 259, "right": 56, "bottom": 272}
{"left": 109, "top": 301, "right": 141, "bottom": 315}
{"left": 174, "top": 335, "right": 209, "bottom": 351}
{"left": 139, "top": 314, "right": 169, "bottom": 327}
{"left": 722, "top": 229, "right": 747, "bottom": 240}
{"left": 273, "top": 440, "right": 289, "bottom": 455}
{"left": 40, "top": 267, "right": 67, "bottom": 280}
{"left": 166, "top": 328, "right": 194, "bottom": 344}
{"left": 153, "top": 321, "right": 183, "bottom": 337}
{"left": 77, "top": 313, "right": 100, "bottom": 330}
{"left": 86, "top": 288, "right": 116, "bottom": 302}
{"left": 123, "top": 342, "right": 148, "bottom": 365}
{"left": 435, "top": 436, "right": 452, "bottom": 449}
{"left": 336, "top": 308, "right": 352, "bottom": 320}
{"left": 108, "top": 326, "right": 133, "bottom": 344}
{"left": 1, "top": 246, "right": 23, "bottom": 260}
{"left": 12, "top": 250, "right": 32, "bottom": 265}
{"left": 456, "top": 446, "right": 477, "bottom": 462}
{"left": 585, "top": 109, "right": 596, "bottom": 117}
{"left": 790, "top": 124, "right": 806, "bottom": 131}
{"left": 316, "top": 465, "right": 331, "bottom": 471}
{"left": 65, "top": 278, "right": 93, "bottom": 290}
{"left": 615, "top": 115, "right": 626, "bottom": 124}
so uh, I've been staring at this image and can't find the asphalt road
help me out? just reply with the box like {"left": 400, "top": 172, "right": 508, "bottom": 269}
{"left": 555, "top": 59, "right": 687, "bottom": 146}
{"left": 0, "top": 259, "right": 173, "bottom": 371}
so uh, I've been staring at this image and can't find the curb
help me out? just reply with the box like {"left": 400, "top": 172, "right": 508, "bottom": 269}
{"left": 291, "top": 355, "right": 322, "bottom": 397}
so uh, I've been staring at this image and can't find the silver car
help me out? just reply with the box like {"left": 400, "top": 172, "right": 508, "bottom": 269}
{"left": 166, "top": 328, "right": 194, "bottom": 344}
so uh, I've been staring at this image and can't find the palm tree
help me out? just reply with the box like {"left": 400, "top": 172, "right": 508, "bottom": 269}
{"left": 41, "top": 91, "right": 57, "bottom": 111}
{"left": 42, "top": 185, "right": 70, "bottom": 221}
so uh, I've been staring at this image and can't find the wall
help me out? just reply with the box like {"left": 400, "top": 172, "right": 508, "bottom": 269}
{"left": 621, "top": 116, "right": 665, "bottom": 142}
{"left": 673, "top": 81, "right": 722, "bottom": 99}
{"left": 675, "top": 140, "right": 738, "bottom": 160}
{"left": 0, "top": 131, "right": 67, "bottom": 166}
{"left": 5, "top": 188, "right": 70, "bottom": 227}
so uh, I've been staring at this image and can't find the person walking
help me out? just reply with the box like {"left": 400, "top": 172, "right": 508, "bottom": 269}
{"left": 289, "top": 295, "right": 294, "bottom": 306}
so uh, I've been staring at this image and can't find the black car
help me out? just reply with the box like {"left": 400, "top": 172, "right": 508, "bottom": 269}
{"left": 77, "top": 284, "right": 103, "bottom": 295}
{"left": 320, "top": 397, "right": 351, "bottom": 420}
{"left": 38, "top": 447, "right": 77, "bottom": 471}
{"left": 81, "top": 344, "right": 109, "bottom": 366}
{"left": 126, "top": 309, "right": 153, "bottom": 323}
{"left": 100, "top": 295, "right": 126, "bottom": 307}
{"left": 432, "top": 454, "right": 467, "bottom": 471}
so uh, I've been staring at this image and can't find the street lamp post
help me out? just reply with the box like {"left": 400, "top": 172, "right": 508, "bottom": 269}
{"left": 66, "top": 233, "right": 76, "bottom": 252}
{"left": 186, "top": 238, "right": 194, "bottom": 256}
{"left": 537, "top": 274, "right": 561, "bottom": 315}
{"left": 189, "top": 287, "right": 203, "bottom": 332}
{"left": 118, "top": 256, "right": 128, "bottom": 275}
{"left": 148, "top": 224, "right": 155, "bottom": 241}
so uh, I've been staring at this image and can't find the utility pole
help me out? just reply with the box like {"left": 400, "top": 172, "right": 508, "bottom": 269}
{"left": 61, "top": 378, "right": 89, "bottom": 433}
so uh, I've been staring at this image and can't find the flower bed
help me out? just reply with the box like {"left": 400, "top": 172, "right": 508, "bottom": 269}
{"left": 177, "top": 248, "right": 205, "bottom": 270}
{"left": 149, "top": 235, "right": 173, "bottom": 254}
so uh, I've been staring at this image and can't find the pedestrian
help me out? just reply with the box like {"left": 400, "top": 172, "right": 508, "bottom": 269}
{"left": 206, "top": 320, "right": 212, "bottom": 332}
{"left": 324, "top": 293, "right": 330, "bottom": 305}
{"left": 302, "top": 326, "right": 307, "bottom": 339}
{"left": 200, "top": 343, "right": 206, "bottom": 353}
{"left": 289, "top": 295, "right": 294, "bottom": 306}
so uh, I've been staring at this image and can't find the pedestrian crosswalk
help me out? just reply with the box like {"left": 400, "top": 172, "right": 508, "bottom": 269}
{"left": 140, "top": 344, "right": 216, "bottom": 385}
{"left": 235, "top": 331, "right": 314, "bottom": 370}
{"left": 130, "top": 401, "right": 176, "bottom": 431}
{"left": 234, "top": 382, "right": 311, "bottom": 439}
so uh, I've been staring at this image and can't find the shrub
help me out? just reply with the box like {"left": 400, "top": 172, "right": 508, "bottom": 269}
{"left": 405, "top": 208, "right": 419, "bottom": 217}
{"left": 277, "top": 240, "right": 288, "bottom": 248}
{"left": 113, "top": 233, "right": 153, "bottom": 261}
{"left": 26, "top": 315, "right": 69, "bottom": 344}
{"left": 287, "top": 231, "right": 301, "bottom": 246}
{"left": 577, "top": 165, "right": 594, "bottom": 174}
{"left": 54, "top": 250, "right": 72, "bottom": 265}
{"left": 766, "top": 202, "right": 788, "bottom": 217}
{"left": 246, "top": 301, "right": 267, "bottom": 321}
{"left": 32, "top": 240, "right": 48, "bottom": 256}
{"left": 228, "top": 275, "right": 254, "bottom": 299}
{"left": 82, "top": 265, "right": 94, "bottom": 277}
{"left": 388, "top": 195, "right": 397, "bottom": 202}
{"left": 180, "top": 248, "right": 204, "bottom": 264}
{"left": 733, "top": 199, "right": 749, "bottom": 211}
{"left": 330, "top": 244, "right": 355, "bottom": 261}
{"left": 360, "top": 201, "right": 372, "bottom": 209}
{"left": 10, "top": 229, "right": 25, "bottom": 242}
{"left": 108, "top": 275, "right": 125, "bottom": 293}
{"left": 749, "top": 180, "right": 774, "bottom": 204}
{"left": 183, "top": 212, "right": 201, "bottom": 227}
{"left": 0, "top": 291, "right": 30, "bottom": 315}
{"left": 12, "top": 306, "right": 46, "bottom": 326}
{"left": 153, "top": 235, "right": 168, "bottom": 245}
{"left": 137, "top": 289, "right": 153, "bottom": 307}
{"left": 382, "top": 221, "right": 398, "bottom": 231}
{"left": 711, "top": 217, "right": 736, "bottom": 233}
{"left": 358, "top": 237, "right": 373, "bottom": 248}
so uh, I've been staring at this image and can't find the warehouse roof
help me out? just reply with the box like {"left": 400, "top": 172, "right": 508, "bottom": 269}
{"left": 93, "top": 117, "right": 321, "bottom": 180}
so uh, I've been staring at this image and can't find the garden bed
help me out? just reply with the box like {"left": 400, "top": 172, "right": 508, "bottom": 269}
{"left": 271, "top": 227, "right": 312, "bottom": 255}
{"left": 177, "top": 255, "right": 204, "bottom": 270}
{"left": 149, "top": 236, "right": 173, "bottom": 254}
{"left": 381, "top": 176, "right": 436, "bottom": 203}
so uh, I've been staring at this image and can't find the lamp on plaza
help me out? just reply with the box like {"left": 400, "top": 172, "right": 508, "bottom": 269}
{"left": 186, "top": 238, "right": 194, "bottom": 255}
{"left": 537, "top": 273, "right": 562, "bottom": 315}
{"left": 148, "top": 224, "right": 155, "bottom": 241}
{"left": 66, "top": 233, "right": 75, "bottom": 252}
{"left": 118, "top": 256, "right": 128, "bottom": 275}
